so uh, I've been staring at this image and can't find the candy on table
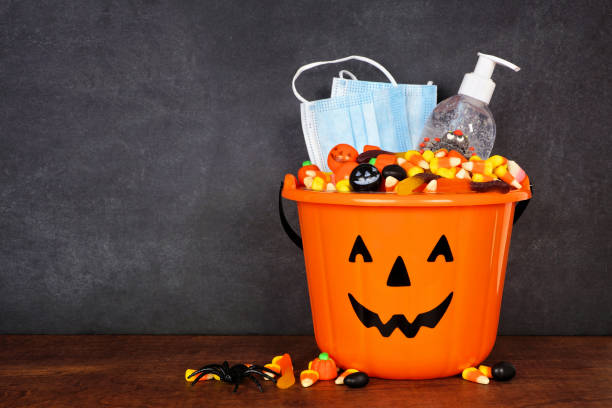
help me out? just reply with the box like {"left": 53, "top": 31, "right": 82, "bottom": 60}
{"left": 273, "top": 353, "right": 295, "bottom": 389}
{"left": 507, "top": 160, "right": 526, "bottom": 183}
{"left": 343, "top": 372, "right": 369, "bottom": 388}
{"left": 310, "top": 352, "right": 338, "bottom": 380}
{"left": 494, "top": 165, "right": 522, "bottom": 189}
{"left": 327, "top": 143, "right": 359, "bottom": 172}
{"left": 263, "top": 363, "right": 281, "bottom": 380}
{"left": 299, "top": 369, "right": 319, "bottom": 388}
{"left": 470, "top": 180, "right": 511, "bottom": 193}
{"left": 336, "top": 179, "right": 351, "bottom": 192}
{"left": 349, "top": 162, "right": 382, "bottom": 192}
{"left": 478, "top": 364, "right": 493, "bottom": 379}
{"left": 335, "top": 369, "right": 359, "bottom": 385}
{"left": 491, "top": 361, "right": 516, "bottom": 381}
{"left": 462, "top": 367, "right": 490, "bottom": 384}
{"left": 185, "top": 369, "right": 219, "bottom": 382}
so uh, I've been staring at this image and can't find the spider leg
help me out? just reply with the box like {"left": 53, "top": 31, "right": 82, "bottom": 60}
{"left": 248, "top": 374, "right": 264, "bottom": 392}
{"left": 244, "top": 368, "right": 277, "bottom": 383}
{"left": 233, "top": 382, "right": 239, "bottom": 393}
{"left": 189, "top": 368, "right": 223, "bottom": 386}
{"left": 191, "top": 364, "right": 225, "bottom": 375}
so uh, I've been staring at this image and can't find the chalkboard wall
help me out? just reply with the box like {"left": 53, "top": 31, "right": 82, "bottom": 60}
{"left": 2, "top": 0, "right": 610, "bottom": 334}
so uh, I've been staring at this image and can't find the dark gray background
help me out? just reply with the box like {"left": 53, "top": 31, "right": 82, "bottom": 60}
{"left": 1, "top": 0, "right": 610, "bottom": 334}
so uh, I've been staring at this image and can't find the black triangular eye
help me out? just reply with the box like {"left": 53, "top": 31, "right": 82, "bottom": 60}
{"left": 349, "top": 235, "right": 372, "bottom": 262}
{"left": 427, "top": 235, "right": 453, "bottom": 262}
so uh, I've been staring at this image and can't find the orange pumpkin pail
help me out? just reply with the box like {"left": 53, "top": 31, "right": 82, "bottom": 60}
{"left": 280, "top": 174, "right": 532, "bottom": 379}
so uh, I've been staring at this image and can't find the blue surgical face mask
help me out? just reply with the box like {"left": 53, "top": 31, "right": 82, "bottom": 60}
{"left": 331, "top": 72, "right": 437, "bottom": 151}
{"left": 293, "top": 56, "right": 436, "bottom": 171}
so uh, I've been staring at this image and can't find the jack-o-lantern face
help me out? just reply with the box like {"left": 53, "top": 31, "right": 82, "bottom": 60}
{"left": 327, "top": 144, "right": 359, "bottom": 172}
{"left": 347, "top": 235, "right": 454, "bottom": 338}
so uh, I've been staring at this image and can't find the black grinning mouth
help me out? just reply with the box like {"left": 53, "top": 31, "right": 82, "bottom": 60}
{"left": 348, "top": 292, "right": 453, "bottom": 338}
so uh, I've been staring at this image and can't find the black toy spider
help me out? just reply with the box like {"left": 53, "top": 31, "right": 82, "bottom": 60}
{"left": 420, "top": 129, "right": 475, "bottom": 157}
{"left": 188, "top": 361, "right": 279, "bottom": 392}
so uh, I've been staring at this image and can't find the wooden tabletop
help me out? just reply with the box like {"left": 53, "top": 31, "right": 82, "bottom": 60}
{"left": 0, "top": 335, "right": 610, "bottom": 407}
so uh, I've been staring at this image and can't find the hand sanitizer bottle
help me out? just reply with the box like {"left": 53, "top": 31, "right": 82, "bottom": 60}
{"left": 417, "top": 53, "right": 520, "bottom": 158}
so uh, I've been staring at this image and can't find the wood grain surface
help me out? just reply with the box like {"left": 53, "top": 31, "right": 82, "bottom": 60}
{"left": 0, "top": 336, "right": 610, "bottom": 407}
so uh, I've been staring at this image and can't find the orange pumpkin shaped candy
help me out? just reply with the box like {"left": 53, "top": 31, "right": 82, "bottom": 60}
{"left": 297, "top": 161, "right": 321, "bottom": 186}
{"left": 310, "top": 352, "right": 338, "bottom": 380}
{"left": 328, "top": 144, "right": 359, "bottom": 172}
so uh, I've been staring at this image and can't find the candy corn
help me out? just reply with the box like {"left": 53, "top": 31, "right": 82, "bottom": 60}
{"left": 478, "top": 365, "right": 493, "bottom": 379}
{"left": 385, "top": 176, "right": 399, "bottom": 192}
{"left": 404, "top": 152, "right": 429, "bottom": 169}
{"left": 462, "top": 367, "right": 489, "bottom": 384}
{"left": 462, "top": 160, "right": 493, "bottom": 175}
{"left": 472, "top": 173, "right": 497, "bottom": 183}
{"left": 448, "top": 150, "right": 468, "bottom": 163}
{"left": 422, "top": 149, "right": 434, "bottom": 162}
{"left": 185, "top": 369, "right": 219, "bottom": 382}
{"left": 336, "top": 179, "right": 351, "bottom": 192}
{"left": 507, "top": 160, "right": 526, "bottom": 183}
{"left": 486, "top": 155, "right": 508, "bottom": 169}
{"left": 326, "top": 182, "right": 336, "bottom": 192}
{"left": 435, "top": 167, "right": 457, "bottom": 179}
{"left": 407, "top": 165, "right": 424, "bottom": 177}
{"left": 311, "top": 176, "right": 325, "bottom": 191}
{"left": 455, "top": 168, "right": 471, "bottom": 180}
{"left": 424, "top": 179, "right": 437, "bottom": 193}
{"left": 494, "top": 165, "right": 522, "bottom": 189}
{"left": 434, "top": 148, "right": 448, "bottom": 158}
{"left": 300, "top": 369, "right": 319, "bottom": 387}
{"left": 335, "top": 369, "right": 359, "bottom": 385}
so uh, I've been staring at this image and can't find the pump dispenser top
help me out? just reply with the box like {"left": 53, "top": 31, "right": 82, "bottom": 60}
{"left": 458, "top": 53, "right": 520, "bottom": 105}
{"left": 417, "top": 52, "right": 521, "bottom": 159}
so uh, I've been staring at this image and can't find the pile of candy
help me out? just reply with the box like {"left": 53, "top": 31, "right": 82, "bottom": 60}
{"left": 296, "top": 142, "right": 528, "bottom": 194}
{"left": 461, "top": 361, "right": 516, "bottom": 385}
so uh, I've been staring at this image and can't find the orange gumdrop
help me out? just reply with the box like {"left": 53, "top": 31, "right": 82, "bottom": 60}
{"left": 363, "top": 145, "right": 381, "bottom": 152}
{"left": 275, "top": 353, "right": 295, "bottom": 389}
{"left": 327, "top": 144, "right": 359, "bottom": 173}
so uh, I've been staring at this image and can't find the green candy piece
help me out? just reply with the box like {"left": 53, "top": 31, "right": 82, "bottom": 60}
{"left": 368, "top": 158, "right": 377, "bottom": 165}
{"left": 302, "top": 160, "right": 312, "bottom": 167}
{"left": 318, "top": 352, "right": 329, "bottom": 360}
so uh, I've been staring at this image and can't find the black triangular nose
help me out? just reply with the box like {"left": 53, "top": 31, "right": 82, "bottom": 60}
{"left": 386, "top": 256, "right": 411, "bottom": 286}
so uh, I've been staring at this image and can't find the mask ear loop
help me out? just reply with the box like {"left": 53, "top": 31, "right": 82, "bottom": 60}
{"left": 292, "top": 55, "right": 398, "bottom": 103}
{"left": 339, "top": 70, "right": 357, "bottom": 80}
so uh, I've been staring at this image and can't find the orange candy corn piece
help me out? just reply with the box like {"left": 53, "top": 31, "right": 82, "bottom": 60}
{"left": 478, "top": 365, "right": 493, "bottom": 379}
{"left": 462, "top": 367, "right": 490, "bottom": 384}
{"left": 335, "top": 369, "right": 359, "bottom": 385}
{"left": 300, "top": 369, "right": 319, "bottom": 387}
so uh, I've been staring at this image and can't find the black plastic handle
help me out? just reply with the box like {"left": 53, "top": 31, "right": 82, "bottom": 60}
{"left": 279, "top": 182, "right": 532, "bottom": 248}
{"left": 279, "top": 181, "right": 303, "bottom": 250}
